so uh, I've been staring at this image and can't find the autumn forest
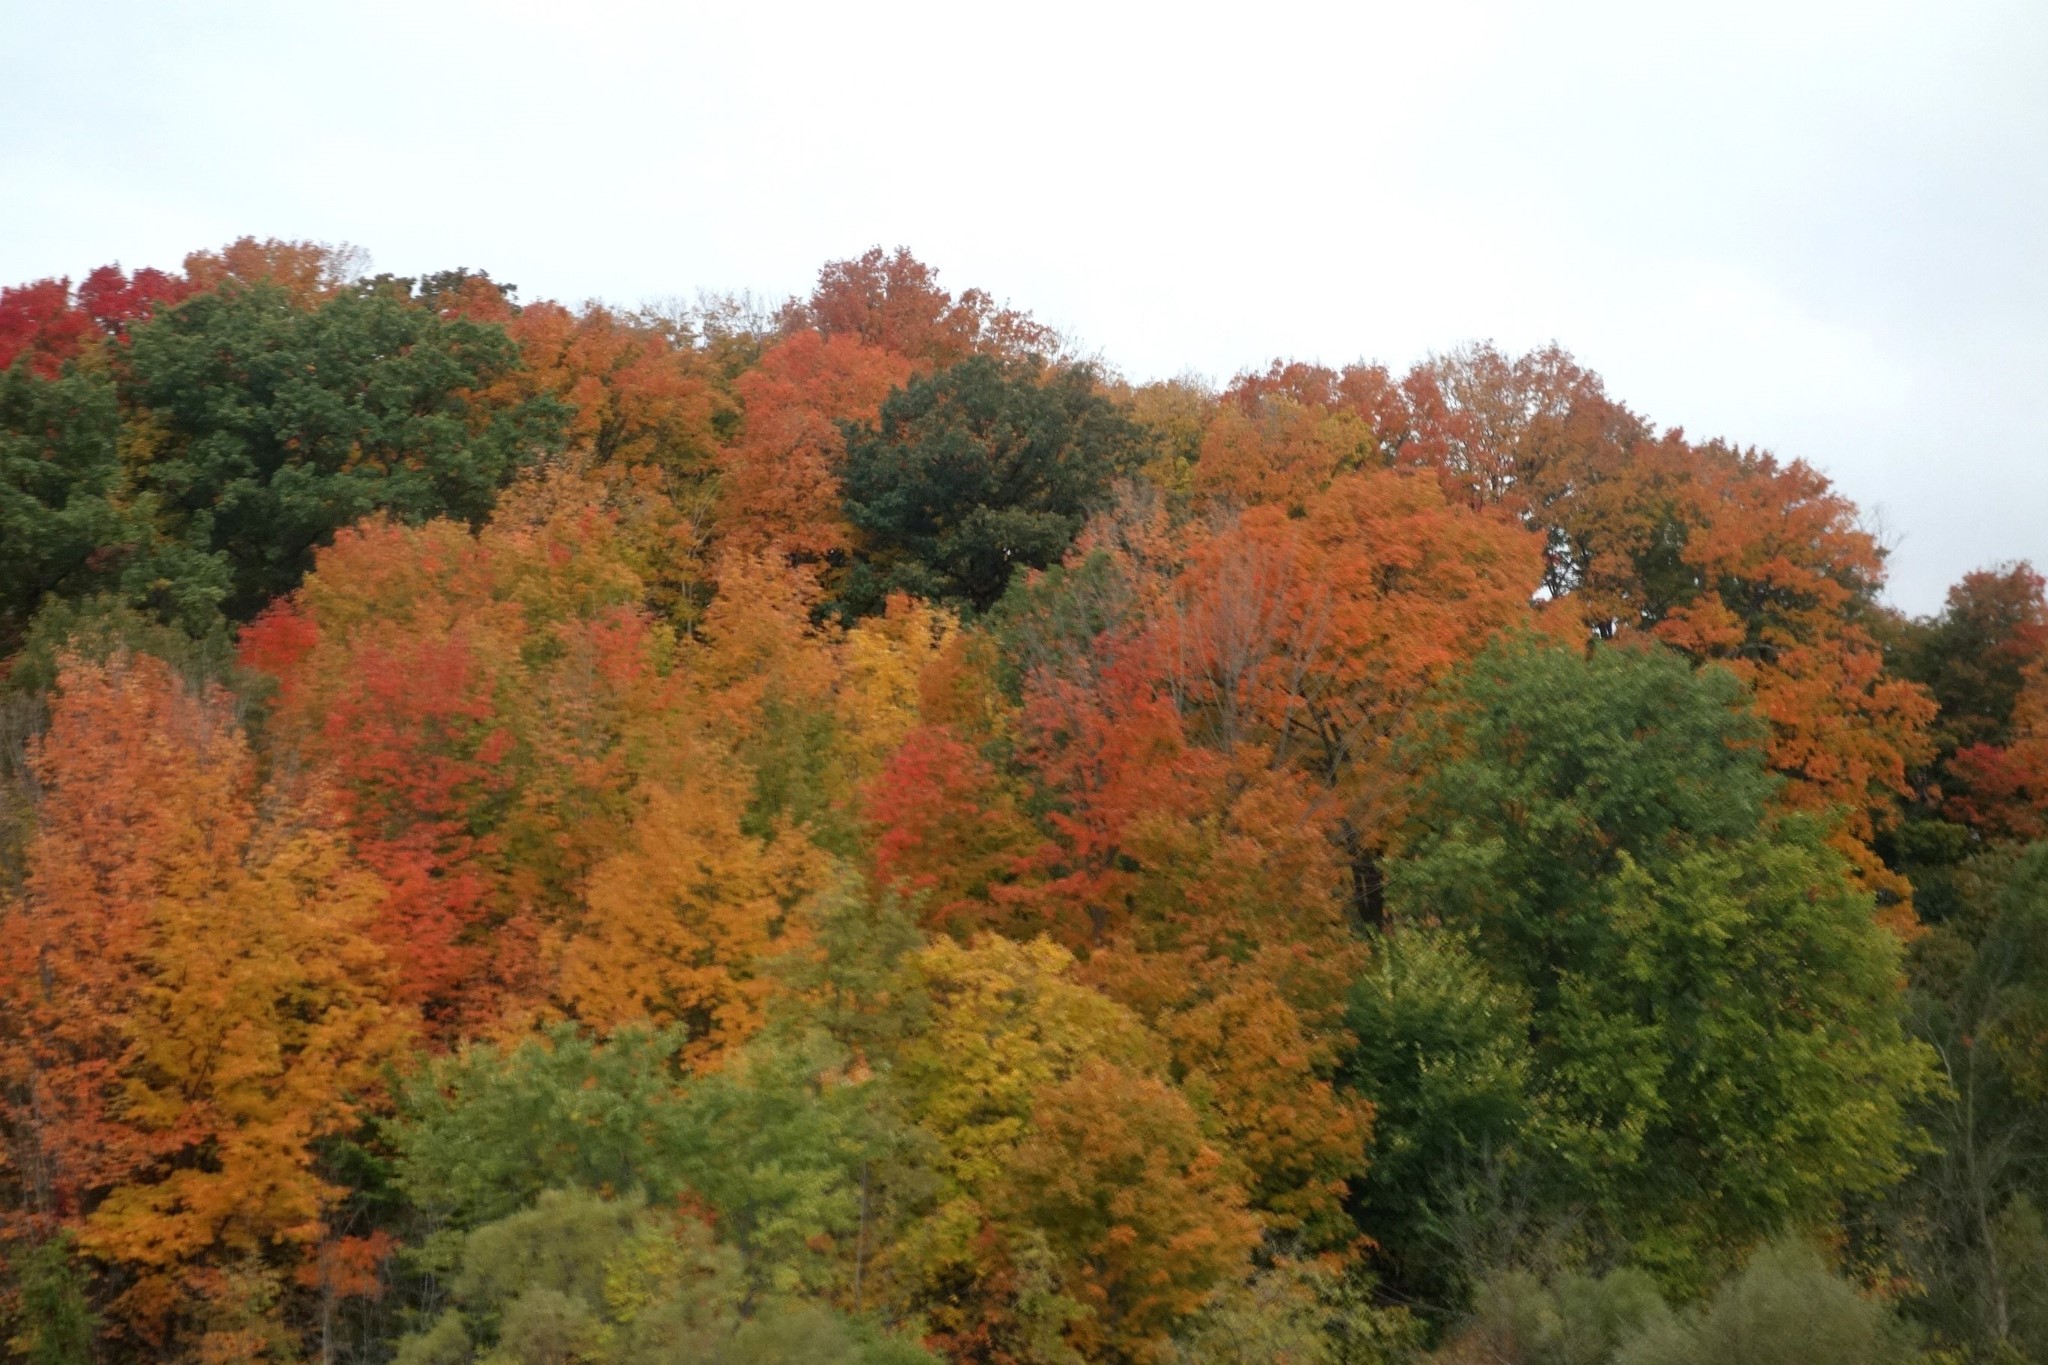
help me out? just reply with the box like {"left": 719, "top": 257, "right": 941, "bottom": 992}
{"left": 1, "top": 239, "right": 2045, "bottom": 1364}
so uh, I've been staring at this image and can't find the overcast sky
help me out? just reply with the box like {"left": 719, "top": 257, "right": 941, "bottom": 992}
{"left": 3, "top": 0, "right": 2041, "bottom": 614}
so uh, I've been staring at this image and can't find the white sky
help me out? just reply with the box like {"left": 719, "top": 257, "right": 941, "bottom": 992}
{"left": 2, "top": 0, "right": 2042, "bottom": 615}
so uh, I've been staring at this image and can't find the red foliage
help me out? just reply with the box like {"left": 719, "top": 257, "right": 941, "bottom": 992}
{"left": 0, "top": 279, "right": 97, "bottom": 377}
{"left": 76, "top": 265, "right": 190, "bottom": 337}
{"left": 319, "top": 630, "right": 517, "bottom": 1029}
{"left": 865, "top": 725, "right": 1044, "bottom": 940}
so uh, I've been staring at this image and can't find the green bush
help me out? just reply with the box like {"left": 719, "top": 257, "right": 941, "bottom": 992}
{"left": 1172, "top": 1259, "right": 1423, "bottom": 1365}
{"left": 393, "top": 1189, "right": 936, "bottom": 1365}
{"left": 1614, "top": 1240, "right": 1920, "bottom": 1365}
{"left": 1452, "top": 1266, "right": 1669, "bottom": 1365}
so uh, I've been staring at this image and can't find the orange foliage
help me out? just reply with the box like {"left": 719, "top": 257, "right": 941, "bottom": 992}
{"left": 717, "top": 329, "right": 912, "bottom": 559}
{"left": 1169, "top": 471, "right": 1544, "bottom": 777}
{"left": 1192, "top": 395, "right": 1378, "bottom": 512}
{"left": 497, "top": 301, "right": 721, "bottom": 469}
{"left": 0, "top": 654, "right": 225, "bottom": 1230}
{"left": 1002, "top": 1059, "right": 1262, "bottom": 1364}
{"left": 693, "top": 548, "right": 838, "bottom": 736}
{"left": 244, "top": 471, "right": 869, "bottom": 1048}
{"left": 1647, "top": 446, "right": 1935, "bottom": 916}
{"left": 1, "top": 240, "right": 1981, "bottom": 1360}
{"left": 1163, "top": 468, "right": 1546, "bottom": 918}
{"left": 315, "top": 622, "right": 523, "bottom": 1027}
{"left": 793, "top": 246, "right": 1058, "bottom": 368}
{"left": 241, "top": 475, "right": 677, "bottom": 1041}
{"left": 0, "top": 654, "right": 408, "bottom": 1353}
{"left": 181, "top": 236, "right": 356, "bottom": 306}
{"left": 556, "top": 769, "right": 821, "bottom": 1063}
{"left": 865, "top": 725, "right": 1044, "bottom": 940}
{"left": 1013, "top": 659, "right": 1371, "bottom": 1241}
{"left": 1230, "top": 344, "right": 1935, "bottom": 917}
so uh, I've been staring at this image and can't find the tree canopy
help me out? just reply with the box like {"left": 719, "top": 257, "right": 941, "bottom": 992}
{"left": 0, "top": 238, "right": 2026, "bottom": 1365}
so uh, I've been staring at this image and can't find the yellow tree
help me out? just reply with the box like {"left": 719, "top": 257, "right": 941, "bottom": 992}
{"left": 835, "top": 593, "right": 957, "bottom": 788}
{"left": 0, "top": 653, "right": 411, "bottom": 1358}
{"left": 555, "top": 765, "right": 823, "bottom": 1065}
{"left": 1003, "top": 1059, "right": 1262, "bottom": 1365}
{"left": 889, "top": 935, "right": 1162, "bottom": 1356}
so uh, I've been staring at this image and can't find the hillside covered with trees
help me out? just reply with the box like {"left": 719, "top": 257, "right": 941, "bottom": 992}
{"left": 1, "top": 239, "right": 2045, "bottom": 1364}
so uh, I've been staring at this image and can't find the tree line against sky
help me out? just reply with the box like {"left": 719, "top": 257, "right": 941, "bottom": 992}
{"left": 1, "top": 239, "right": 2045, "bottom": 1363}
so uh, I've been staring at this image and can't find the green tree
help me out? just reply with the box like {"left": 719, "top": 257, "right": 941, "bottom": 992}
{"left": 1379, "top": 638, "right": 1937, "bottom": 1289}
{"left": 1170, "top": 1258, "right": 1421, "bottom": 1365}
{"left": 1342, "top": 926, "right": 1534, "bottom": 1302}
{"left": 0, "top": 360, "right": 171, "bottom": 652}
{"left": 392, "top": 1189, "right": 936, "bottom": 1365}
{"left": 391, "top": 1026, "right": 703, "bottom": 1233}
{"left": 1454, "top": 1266, "right": 1672, "bottom": 1365}
{"left": 840, "top": 355, "right": 1142, "bottom": 615}
{"left": 120, "top": 280, "right": 564, "bottom": 618}
{"left": 2, "top": 593, "right": 237, "bottom": 700}
{"left": 391, "top": 1024, "right": 873, "bottom": 1295}
{"left": 3, "top": 1232, "right": 95, "bottom": 1365}
{"left": 1887, "top": 844, "right": 2048, "bottom": 1359}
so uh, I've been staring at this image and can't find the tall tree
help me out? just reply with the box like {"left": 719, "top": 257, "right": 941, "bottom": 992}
{"left": 0, "top": 363, "right": 137, "bottom": 652}
{"left": 0, "top": 652, "right": 409, "bottom": 1357}
{"left": 1888, "top": 844, "right": 2048, "bottom": 1359}
{"left": 1893, "top": 563, "right": 2048, "bottom": 842}
{"left": 1001, "top": 1058, "right": 1262, "bottom": 1365}
{"left": 1375, "top": 637, "right": 1937, "bottom": 1290}
{"left": 1163, "top": 467, "right": 1547, "bottom": 924}
{"left": 1233, "top": 343, "right": 1935, "bottom": 917}
{"left": 0, "top": 281, "right": 98, "bottom": 379}
{"left": 240, "top": 476, "right": 668, "bottom": 1039}
{"left": 492, "top": 300, "right": 723, "bottom": 472}
{"left": 1899, "top": 563, "right": 2048, "bottom": 757}
{"left": 1946, "top": 664, "right": 2048, "bottom": 844}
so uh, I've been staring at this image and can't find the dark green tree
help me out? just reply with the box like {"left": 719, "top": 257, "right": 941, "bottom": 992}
{"left": 119, "top": 280, "right": 564, "bottom": 618}
{"left": 839, "top": 355, "right": 1141, "bottom": 615}
{"left": 0, "top": 360, "right": 130, "bottom": 652}
{"left": 1367, "top": 637, "right": 1937, "bottom": 1291}
{"left": 1887, "top": 843, "right": 2048, "bottom": 1360}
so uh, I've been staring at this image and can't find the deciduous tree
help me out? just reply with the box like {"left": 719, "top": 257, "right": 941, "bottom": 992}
{"left": 0, "top": 652, "right": 409, "bottom": 1356}
{"left": 840, "top": 356, "right": 1144, "bottom": 616}
{"left": 1383, "top": 638, "right": 1937, "bottom": 1289}
{"left": 121, "top": 278, "right": 564, "bottom": 616}
{"left": 790, "top": 248, "right": 1056, "bottom": 370}
{"left": 717, "top": 329, "right": 911, "bottom": 561}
